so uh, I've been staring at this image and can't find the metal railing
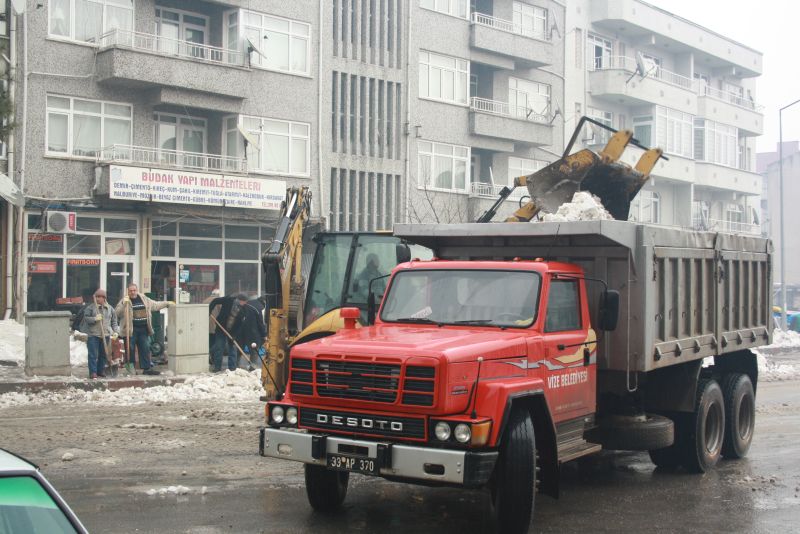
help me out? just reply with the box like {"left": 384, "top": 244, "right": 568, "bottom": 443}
{"left": 471, "top": 12, "right": 549, "bottom": 41}
{"left": 470, "top": 97, "right": 549, "bottom": 123}
{"left": 470, "top": 182, "right": 526, "bottom": 200}
{"left": 100, "top": 145, "right": 248, "bottom": 174}
{"left": 700, "top": 85, "right": 764, "bottom": 112}
{"left": 692, "top": 216, "right": 760, "bottom": 235}
{"left": 590, "top": 55, "right": 694, "bottom": 91}
{"left": 99, "top": 29, "right": 245, "bottom": 67}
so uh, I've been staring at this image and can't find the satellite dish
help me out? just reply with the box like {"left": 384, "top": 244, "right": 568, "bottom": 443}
{"left": 635, "top": 52, "right": 649, "bottom": 79}
{"left": 246, "top": 36, "right": 268, "bottom": 61}
{"left": 237, "top": 124, "right": 261, "bottom": 152}
{"left": 10, "top": 0, "right": 25, "bottom": 14}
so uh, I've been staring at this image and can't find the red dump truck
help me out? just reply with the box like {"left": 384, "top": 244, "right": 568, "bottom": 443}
{"left": 259, "top": 221, "right": 772, "bottom": 532}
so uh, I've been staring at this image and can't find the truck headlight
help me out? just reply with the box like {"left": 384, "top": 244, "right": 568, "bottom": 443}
{"left": 271, "top": 405, "right": 285, "bottom": 424}
{"left": 286, "top": 407, "right": 298, "bottom": 425}
{"left": 454, "top": 423, "right": 471, "bottom": 443}
{"left": 434, "top": 421, "right": 451, "bottom": 441}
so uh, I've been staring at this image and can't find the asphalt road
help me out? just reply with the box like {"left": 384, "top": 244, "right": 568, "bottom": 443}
{"left": 2, "top": 380, "right": 799, "bottom": 533}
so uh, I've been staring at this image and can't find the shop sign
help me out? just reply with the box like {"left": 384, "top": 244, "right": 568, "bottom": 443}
{"left": 56, "top": 296, "right": 84, "bottom": 305}
{"left": 109, "top": 165, "right": 285, "bottom": 210}
{"left": 28, "top": 233, "right": 63, "bottom": 242}
{"left": 67, "top": 258, "right": 101, "bottom": 266}
{"left": 29, "top": 260, "right": 58, "bottom": 274}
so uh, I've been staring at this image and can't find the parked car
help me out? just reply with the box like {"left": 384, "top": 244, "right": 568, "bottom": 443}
{"left": 0, "top": 448, "right": 87, "bottom": 533}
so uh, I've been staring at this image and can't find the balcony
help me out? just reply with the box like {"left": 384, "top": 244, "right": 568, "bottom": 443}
{"left": 693, "top": 217, "right": 760, "bottom": 235}
{"left": 588, "top": 56, "right": 696, "bottom": 113}
{"left": 470, "top": 182, "right": 527, "bottom": 201}
{"left": 96, "top": 29, "right": 250, "bottom": 99}
{"left": 590, "top": 0, "right": 762, "bottom": 77}
{"left": 470, "top": 12, "right": 553, "bottom": 67}
{"left": 697, "top": 86, "right": 764, "bottom": 135}
{"left": 694, "top": 162, "right": 761, "bottom": 195}
{"left": 469, "top": 97, "right": 553, "bottom": 149}
{"left": 99, "top": 145, "right": 248, "bottom": 174}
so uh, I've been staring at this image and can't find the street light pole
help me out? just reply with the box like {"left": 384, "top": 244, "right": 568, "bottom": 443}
{"left": 778, "top": 98, "right": 800, "bottom": 330}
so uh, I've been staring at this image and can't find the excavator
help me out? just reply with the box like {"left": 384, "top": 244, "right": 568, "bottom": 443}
{"left": 477, "top": 116, "right": 665, "bottom": 223}
{"left": 260, "top": 117, "right": 663, "bottom": 398}
{"left": 260, "top": 187, "right": 431, "bottom": 398}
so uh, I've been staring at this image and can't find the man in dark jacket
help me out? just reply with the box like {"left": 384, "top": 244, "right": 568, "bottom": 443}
{"left": 234, "top": 297, "right": 267, "bottom": 370}
{"left": 208, "top": 293, "right": 246, "bottom": 372}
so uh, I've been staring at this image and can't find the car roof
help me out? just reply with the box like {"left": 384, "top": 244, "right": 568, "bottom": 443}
{"left": 0, "top": 448, "right": 38, "bottom": 472}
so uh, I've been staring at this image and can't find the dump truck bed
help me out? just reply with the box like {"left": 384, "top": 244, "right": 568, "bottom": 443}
{"left": 394, "top": 221, "right": 773, "bottom": 373}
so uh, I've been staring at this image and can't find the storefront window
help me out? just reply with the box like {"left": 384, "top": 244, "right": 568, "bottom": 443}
{"left": 65, "top": 259, "right": 100, "bottom": 300}
{"left": 225, "top": 241, "right": 258, "bottom": 260}
{"left": 76, "top": 216, "right": 101, "bottom": 232}
{"left": 66, "top": 234, "right": 101, "bottom": 255}
{"left": 104, "top": 218, "right": 137, "bottom": 234}
{"left": 153, "top": 221, "right": 177, "bottom": 236}
{"left": 28, "top": 234, "right": 64, "bottom": 254}
{"left": 27, "top": 259, "right": 63, "bottom": 311}
{"left": 152, "top": 239, "right": 175, "bottom": 257}
{"left": 105, "top": 237, "right": 135, "bottom": 255}
{"left": 179, "top": 239, "right": 222, "bottom": 259}
{"left": 180, "top": 222, "right": 221, "bottom": 238}
{"left": 225, "top": 225, "right": 259, "bottom": 240}
{"left": 225, "top": 263, "right": 258, "bottom": 296}
{"left": 178, "top": 264, "right": 219, "bottom": 303}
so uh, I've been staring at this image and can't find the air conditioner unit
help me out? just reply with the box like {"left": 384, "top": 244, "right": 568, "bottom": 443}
{"left": 45, "top": 211, "right": 77, "bottom": 234}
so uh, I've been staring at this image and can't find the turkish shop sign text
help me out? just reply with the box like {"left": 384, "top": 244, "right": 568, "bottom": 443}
{"left": 109, "top": 166, "right": 285, "bottom": 210}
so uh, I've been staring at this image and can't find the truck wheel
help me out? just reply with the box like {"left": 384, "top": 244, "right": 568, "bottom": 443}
{"left": 721, "top": 373, "right": 755, "bottom": 459}
{"left": 304, "top": 464, "right": 349, "bottom": 513}
{"left": 491, "top": 408, "right": 535, "bottom": 534}
{"left": 683, "top": 379, "right": 725, "bottom": 473}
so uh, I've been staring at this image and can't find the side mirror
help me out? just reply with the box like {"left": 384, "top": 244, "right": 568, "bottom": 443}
{"left": 598, "top": 289, "right": 620, "bottom": 331}
{"left": 396, "top": 243, "right": 411, "bottom": 264}
{"left": 367, "top": 291, "right": 376, "bottom": 325}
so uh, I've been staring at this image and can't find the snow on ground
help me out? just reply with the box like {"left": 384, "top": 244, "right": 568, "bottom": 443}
{"left": 0, "top": 320, "right": 25, "bottom": 363}
{"left": 756, "top": 329, "right": 800, "bottom": 382}
{"left": 541, "top": 192, "right": 614, "bottom": 222}
{"left": 0, "top": 369, "right": 263, "bottom": 409}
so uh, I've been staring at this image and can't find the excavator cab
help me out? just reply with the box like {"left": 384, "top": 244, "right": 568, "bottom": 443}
{"left": 478, "top": 116, "right": 666, "bottom": 223}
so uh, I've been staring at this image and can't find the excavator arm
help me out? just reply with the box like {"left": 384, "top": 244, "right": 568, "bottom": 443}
{"left": 478, "top": 116, "right": 666, "bottom": 223}
{"left": 261, "top": 186, "right": 311, "bottom": 397}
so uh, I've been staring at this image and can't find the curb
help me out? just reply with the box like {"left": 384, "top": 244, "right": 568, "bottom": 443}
{"left": 0, "top": 377, "right": 186, "bottom": 395}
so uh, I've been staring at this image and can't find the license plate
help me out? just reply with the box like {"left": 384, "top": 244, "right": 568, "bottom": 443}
{"left": 326, "top": 454, "right": 379, "bottom": 475}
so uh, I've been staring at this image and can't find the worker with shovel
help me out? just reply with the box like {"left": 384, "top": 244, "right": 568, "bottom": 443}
{"left": 116, "top": 283, "right": 174, "bottom": 376}
{"left": 80, "top": 288, "right": 119, "bottom": 380}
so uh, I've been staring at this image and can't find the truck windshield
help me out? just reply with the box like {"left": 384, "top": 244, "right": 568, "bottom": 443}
{"left": 380, "top": 269, "right": 541, "bottom": 328}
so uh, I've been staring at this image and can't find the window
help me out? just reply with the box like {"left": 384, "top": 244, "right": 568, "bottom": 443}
{"left": 46, "top": 95, "right": 132, "bottom": 158}
{"left": 420, "top": 0, "right": 468, "bottom": 19}
{"left": 694, "top": 119, "right": 738, "bottom": 168}
{"left": 418, "top": 140, "right": 469, "bottom": 191}
{"left": 155, "top": 8, "right": 210, "bottom": 58}
{"left": 225, "top": 115, "right": 310, "bottom": 176}
{"left": 513, "top": 2, "right": 547, "bottom": 39}
{"left": 0, "top": 476, "right": 79, "bottom": 533}
{"left": 586, "top": 107, "right": 613, "bottom": 145}
{"left": 508, "top": 157, "right": 546, "bottom": 187}
{"left": 544, "top": 279, "right": 580, "bottom": 332}
{"left": 633, "top": 114, "right": 652, "bottom": 147}
{"left": 233, "top": 10, "right": 310, "bottom": 75}
{"left": 49, "top": 0, "right": 133, "bottom": 43}
{"left": 656, "top": 106, "right": 693, "bottom": 158}
{"left": 587, "top": 33, "right": 612, "bottom": 70}
{"left": 419, "top": 51, "right": 469, "bottom": 105}
{"left": 508, "top": 78, "right": 550, "bottom": 120}
{"left": 630, "top": 190, "right": 660, "bottom": 224}
{"left": 725, "top": 203, "right": 744, "bottom": 230}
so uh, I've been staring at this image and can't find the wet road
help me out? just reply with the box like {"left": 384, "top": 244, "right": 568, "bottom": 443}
{"left": 2, "top": 380, "right": 799, "bottom": 533}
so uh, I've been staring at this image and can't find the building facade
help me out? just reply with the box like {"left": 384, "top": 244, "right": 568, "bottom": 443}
{"left": 3, "top": 0, "right": 763, "bottom": 316}
{"left": 564, "top": 0, "right": 763, "bottom": 233}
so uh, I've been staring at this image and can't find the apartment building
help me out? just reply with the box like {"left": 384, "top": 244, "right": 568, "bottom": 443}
{"left": 12, "top": 0, "right": 321, "bottom": 314}
{"left": 564, "top": 0, "right": 763, "bottom": 234}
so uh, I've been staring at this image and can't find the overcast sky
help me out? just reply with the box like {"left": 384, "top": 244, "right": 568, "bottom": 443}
{"left": 656, "top": 0, "right": 800, "bottom": 153}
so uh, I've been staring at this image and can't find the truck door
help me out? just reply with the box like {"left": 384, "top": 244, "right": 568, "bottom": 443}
{"left": 541, "top": 276, "right": 595, "bottom": 421}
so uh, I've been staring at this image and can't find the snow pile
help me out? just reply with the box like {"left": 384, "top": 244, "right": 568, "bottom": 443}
{"left": 146, "top": 485, "right": 191, "bottom": 496}
{"left": 756, "top": 353, "right": 800, "bottom": 382}
{"left": 755, "top": 328, "right": 800, "bottom": 382}
{"left": 541, "top": 192, "right": 614, "bottom": 222}
{"left": 0, "top": 369, "right": 263, "bottom": 409}
{"left": 769, "top": 328, "right": 800, "bottom": 349}
{"left": 0, "top": 320, "right": 25, "bottom": 363}
{"left": 69, "top": 336, "right": 88, "bottom": 367}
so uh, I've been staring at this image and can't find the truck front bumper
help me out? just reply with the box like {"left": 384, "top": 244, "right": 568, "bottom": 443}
{"left": 259, "top": 427, "right": 497, "bottom": 487}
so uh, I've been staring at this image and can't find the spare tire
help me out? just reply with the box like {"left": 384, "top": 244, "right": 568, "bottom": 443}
{"left": 588, "top": 413, "right": 675, "bottom": 451}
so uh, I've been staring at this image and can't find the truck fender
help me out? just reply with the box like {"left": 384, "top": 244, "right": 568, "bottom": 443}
{"left": 712, "top": 349, "right": 759, "bottom": 394}
{"left": 477, "top": 380, "right": 559, "bottom": 499}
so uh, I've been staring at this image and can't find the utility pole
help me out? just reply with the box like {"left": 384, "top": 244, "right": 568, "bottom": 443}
{"left": 778, "top": 98, "right": 800, "bottom": 330}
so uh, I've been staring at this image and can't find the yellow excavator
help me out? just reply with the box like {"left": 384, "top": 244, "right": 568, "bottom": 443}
{"left": 260, "top": 187, "right": 431, "bottom": 399}
{"left": 477, "top": 116, "right": 666, "bottom": 223}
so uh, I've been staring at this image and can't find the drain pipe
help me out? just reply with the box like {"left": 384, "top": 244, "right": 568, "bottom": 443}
{"left": 403, "top": 0, "right": 412, "bottom": 223}
{"left": 317, "top": 0, "right": 327, "bottom": 230}
{"left": 14, "top": 8, "right": 27, "bottom": 319}
{"left": 4, "top": 6, "right": 16, "bottom": 317}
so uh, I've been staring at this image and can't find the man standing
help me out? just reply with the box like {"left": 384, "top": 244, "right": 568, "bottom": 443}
{"left": 116, "top": 283, "right": 174, "bottom": 376}
{"left": 208, "top": 293, "right": 247, "bottom": 372}
{"left": 81, "top": 289, "right": 119, "bottom": 379}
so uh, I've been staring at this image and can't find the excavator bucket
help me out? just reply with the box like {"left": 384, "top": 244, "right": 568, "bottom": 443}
{"left": 514, "top": 117, "right": 665, "bottom": 222}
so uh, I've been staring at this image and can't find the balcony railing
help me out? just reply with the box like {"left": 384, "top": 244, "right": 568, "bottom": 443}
{"left": 591, "top": 55, "right": 694, "bottom": 91}
{"left": 470, "top": 97, "right": 549, "bottom": 123}
{"left": 701, "top": 85, "right": 764, "bottom": 112}
{"left": 100, "top": 145, "right": 248, "bottom": 174}
{"left": 692, "top": 216, "right": 760, "bottom": 235}
{"left": 99, "top": 29, "right": 245, "bottom": 67}
{"left": 471, "top": 12, "right": 549, "bottom": 41}
{"left": 470, "top": 182, "right": 526, "bottom": 200}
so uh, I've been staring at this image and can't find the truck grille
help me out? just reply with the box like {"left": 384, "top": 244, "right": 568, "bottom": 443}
{"left": 300, "top": 407, "right": 426, "bottom": 440}
{"left": 289, "top": 358, "right": 436, "bottom": 406}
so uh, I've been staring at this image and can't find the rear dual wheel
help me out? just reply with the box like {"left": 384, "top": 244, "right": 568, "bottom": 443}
{"left": 721, "top": 373, "right": 755, "bottom": 459}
